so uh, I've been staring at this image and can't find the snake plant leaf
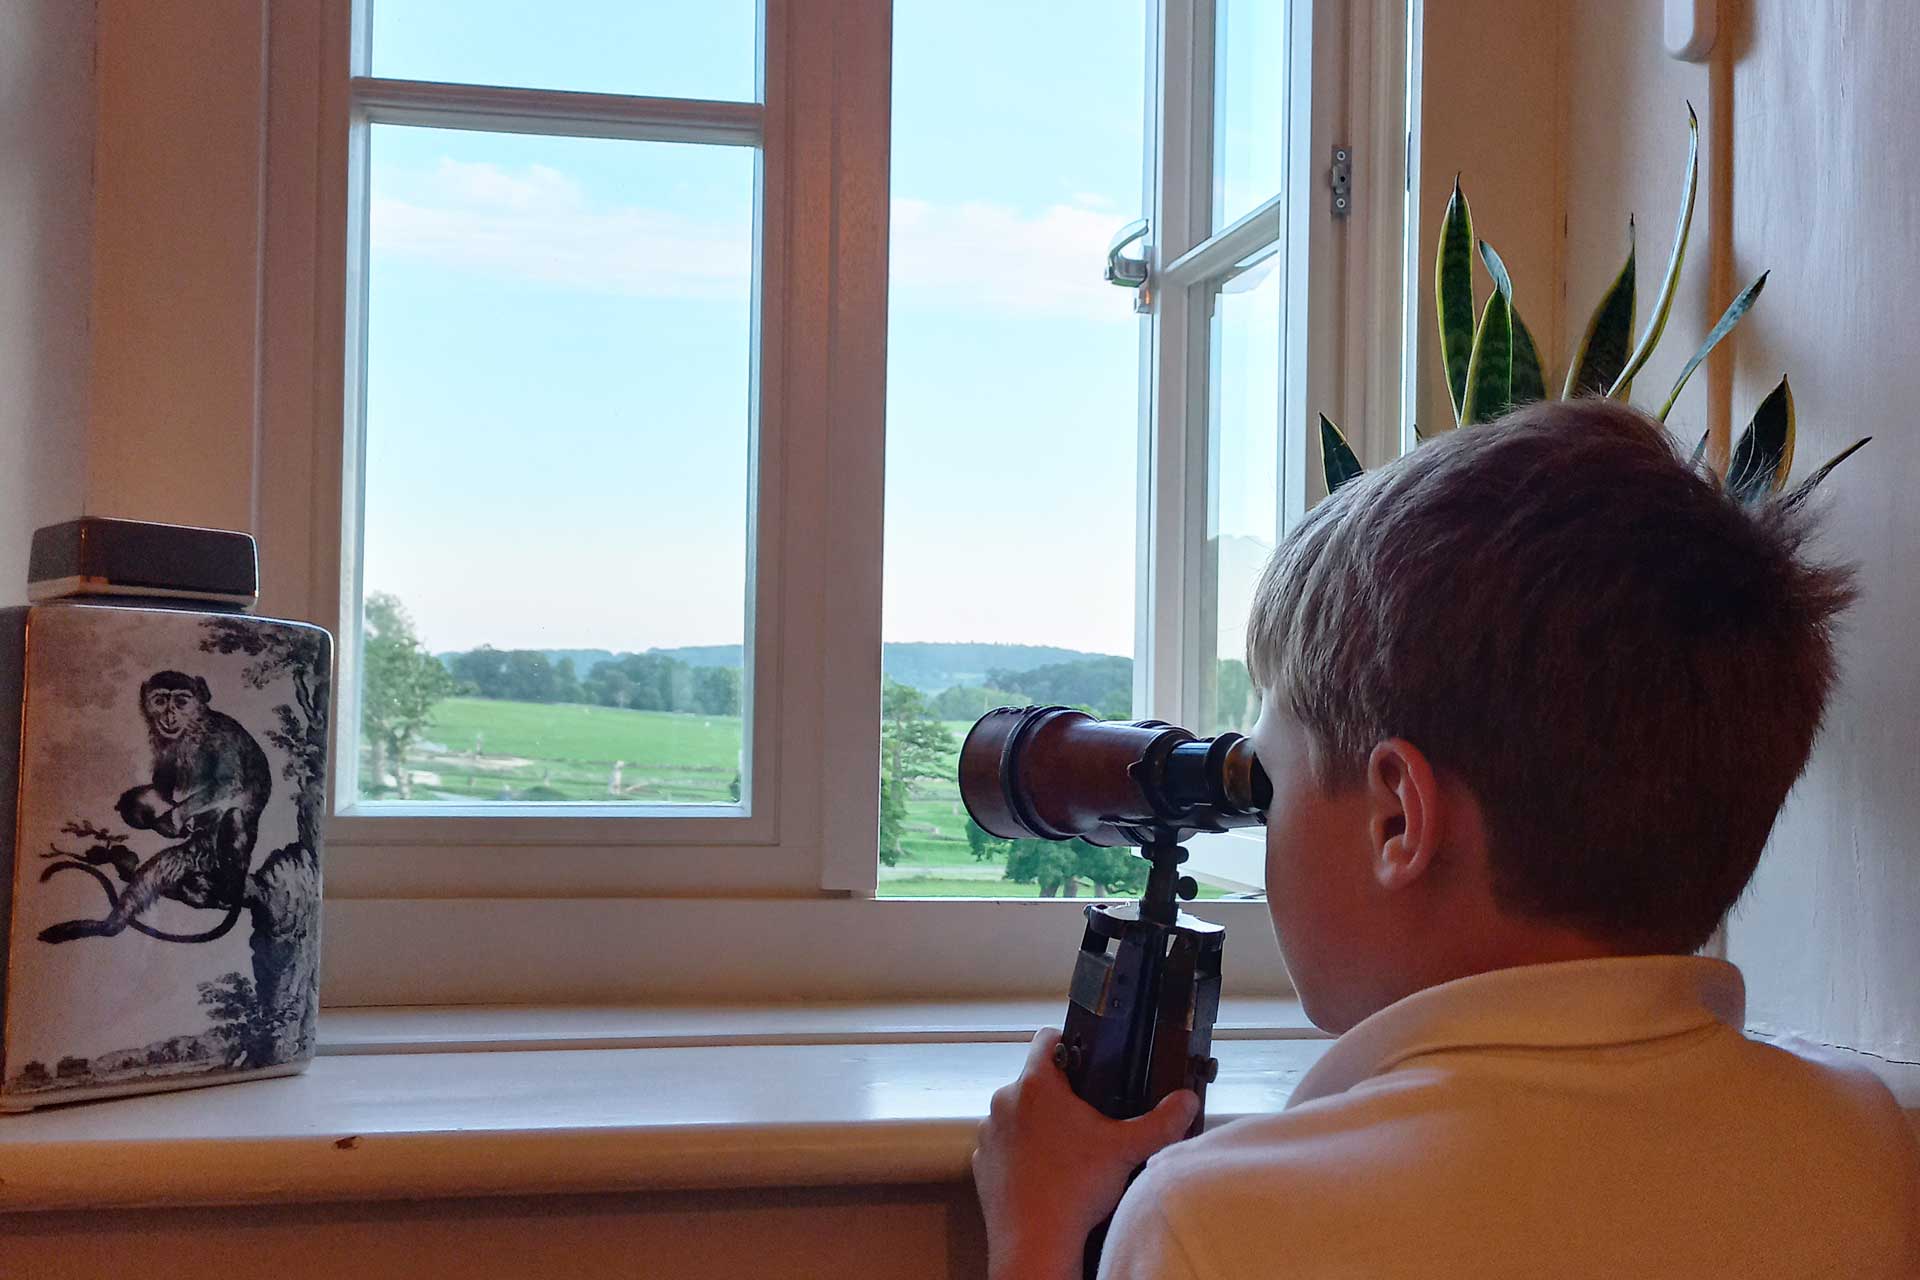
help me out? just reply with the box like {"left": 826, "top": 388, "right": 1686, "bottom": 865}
{"left": 1320, "top": 414, "right": 1365, "bottom": 493}
{"left": 1473, "top": 239, "right": 1544, "bottom": 407}
{"left": 1477, "top": 237, "right": 1514, "bottom": 299}
{"left": 1781, "top": 437, "right": 1873, "bottom": 512}
{"left": 1511, "top": 309, "right": 1546, "bottom": 408}
{"left": 1460, "top": 290, "right": 1514, "bottom": 425}
{"left": 1727, "top": 375, "right": 1796, "bottom": 504}
{"left": 1609, "top": 103, "right": 1700, "bottom": 399}
{"left": 1687, "top": 428, "right": 1710, "bottom": 472}
{"left": 1457, "top": 240, "right": 1520, "bottom": 424}
{"left": 1657, "top": 271, "right": 1770, "bottom": 422}
{"left": 1437, "top": 177, "right": 1476, "bottom": 425}
{"left": 1564, "top": 221, "right": 1636, "bottom": 398}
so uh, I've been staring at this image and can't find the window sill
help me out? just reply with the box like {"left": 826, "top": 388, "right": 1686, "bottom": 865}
{"left": 6, "top": 1004, "right": 1911, "bottom": 1217}
{"left": 0, "top": 1001, "right": 1329, "bottom": 1214}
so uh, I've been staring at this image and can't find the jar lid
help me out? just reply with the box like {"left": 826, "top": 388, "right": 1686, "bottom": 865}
{"left": 27, "top": 518, "right": 259, "bottom": 608}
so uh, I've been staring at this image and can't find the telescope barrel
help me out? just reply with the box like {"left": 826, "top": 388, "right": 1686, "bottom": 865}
{"left": 958, "top": 705, "right": 1270, "bottom": 846}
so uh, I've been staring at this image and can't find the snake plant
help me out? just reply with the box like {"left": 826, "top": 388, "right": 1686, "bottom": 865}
{"left": 1322, "top": 104, "right": 1868, "bottom": 507}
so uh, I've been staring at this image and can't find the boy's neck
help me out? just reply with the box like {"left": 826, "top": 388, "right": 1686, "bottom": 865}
{"left": 1365, "top": 915, "right": 1647, "bottom": 1028}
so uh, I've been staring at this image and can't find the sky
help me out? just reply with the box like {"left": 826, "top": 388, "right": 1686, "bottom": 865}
{"left": 360, "top": 0, "right": 1285, "bottom": 663}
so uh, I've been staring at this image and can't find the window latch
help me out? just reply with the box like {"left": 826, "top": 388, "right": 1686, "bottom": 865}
{"left": 1104, "top": 218, "right": 1152, "bottom": 313}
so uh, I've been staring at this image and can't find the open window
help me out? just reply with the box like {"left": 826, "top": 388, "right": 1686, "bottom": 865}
{"left": 269, "top": 0, "right": 1411, "bottom": 1000}
{"left": 875, "top": 0, "right": 1410, "bottom": 900}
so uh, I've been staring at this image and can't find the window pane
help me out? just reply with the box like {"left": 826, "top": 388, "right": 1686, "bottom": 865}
{"left": 880, "top": 0, "right": 1149, "bottom": 898}
{"left": 1213, "top": 0, "right": 1288, "bottom": 229}
{"left": 1201, "top": 252, "right": 1281, "bottom": 737}
{"left": 357, "top": 125, "right": 754, "bottom": 807}
{"left": 369, "top": 0, "right": 758, "bottom": 102}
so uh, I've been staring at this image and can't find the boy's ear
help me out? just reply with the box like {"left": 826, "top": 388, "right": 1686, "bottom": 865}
{"left": 1365, "top": 738, "right": 1442, "bottom": 891}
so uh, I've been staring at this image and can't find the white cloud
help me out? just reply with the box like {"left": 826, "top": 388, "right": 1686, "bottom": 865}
{"left": 370, "top": 158, "right": 752, "bottom": 300}
{"left": 889, "top": 197, "right": 1141, "bottom": 322}
{"left": 369, "top": 157, "right": 1141, "bottom": 321}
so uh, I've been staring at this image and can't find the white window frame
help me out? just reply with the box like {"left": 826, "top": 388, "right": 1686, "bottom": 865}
{"left": 1141, "top": 0, "right": 1412, "bottom": 732}
{"left": 245, "top": 0, "right": 1412, "bottom": 1004}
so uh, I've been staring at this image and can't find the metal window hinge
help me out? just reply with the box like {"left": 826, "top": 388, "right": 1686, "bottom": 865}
{"left": 1104, "top": 218, "right": 1152, "bottom": 313}
{"left": 1330, "top": 146, "right": 1353, "bottom": 218}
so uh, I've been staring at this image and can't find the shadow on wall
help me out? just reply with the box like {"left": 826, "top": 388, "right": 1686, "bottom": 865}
{"left": 0, "top": 0, "right": 94, "bottom": 600}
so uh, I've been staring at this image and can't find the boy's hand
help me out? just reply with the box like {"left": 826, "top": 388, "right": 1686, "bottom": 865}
{"left": 972, "top": 1028, "right": 1200, "bottom": 1280}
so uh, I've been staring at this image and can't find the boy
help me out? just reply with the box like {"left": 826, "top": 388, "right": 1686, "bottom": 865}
{"left": 972, "top": 400, "right": 1920, "bottom": 1278}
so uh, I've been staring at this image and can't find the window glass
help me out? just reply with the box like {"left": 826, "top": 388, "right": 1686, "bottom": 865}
{"left": 356, "top": 124, "right": 755, "bottom": 807}
{"left": 1213, "top": 0, "right": 1288, "bottom": 228}
{"left": 370, "top": 0, "right": 758, "bottom": 102}
{"left": 1201, "top": 251, "right": 1281, "bottom": 737}
{"left": 880, "top": 0, "right": 1148, "bottom": 897}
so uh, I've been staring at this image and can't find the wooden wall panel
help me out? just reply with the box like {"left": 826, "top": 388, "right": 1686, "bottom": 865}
{"left": 0, "top": 1185, "right": 987, "bottom": 1280}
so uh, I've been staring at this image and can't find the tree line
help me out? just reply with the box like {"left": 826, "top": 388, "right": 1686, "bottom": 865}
{"left": 444, "top": 646, "right": 741, "bottom": 716}
{"left": 358, "top": 595, "right": 744, "bottom": 797}
{"left": 919, "top": 655, "right": 1253, "bottom": 731}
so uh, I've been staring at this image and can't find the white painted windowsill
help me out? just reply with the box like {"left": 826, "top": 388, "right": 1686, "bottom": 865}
{"left": 0, "top": 1000, "right": 1331, "bottom": 1214}
{"left": 4, "top": 1002, "right": 1912, "bottom": 1217}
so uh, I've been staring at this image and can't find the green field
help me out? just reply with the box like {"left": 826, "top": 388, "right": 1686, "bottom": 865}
{"left": 382, "top": 697, "right": 742, "bottom": 804}
{"left": 372, "top": 701, "right": 1232, "bottom": 898}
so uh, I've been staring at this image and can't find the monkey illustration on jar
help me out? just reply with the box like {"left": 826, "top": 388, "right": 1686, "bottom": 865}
{"left": 38, "top": 670, "right": 272, "bottom": 945}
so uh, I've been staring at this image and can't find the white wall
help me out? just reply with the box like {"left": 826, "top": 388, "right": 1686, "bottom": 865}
{"left": 0, "top": 0, "right": 94, "bottom": 601}
{"left": 85, "top": 0, "right": 268, "bottom": 534}
{"left": 1559, "top": 1, "right": 1714, "bottom": 435}
{"left": 1715, "top": 1, "right": 1920, "bottom": 1062}
{"left": 1561, "top": 3, "right": 1920, "bottom": 1064}
{"left": 1411, "top": 0, "right": 1566, "bottom": 438}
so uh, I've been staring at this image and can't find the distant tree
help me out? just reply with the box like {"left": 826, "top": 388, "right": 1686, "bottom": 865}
{"left": 1003, "top": 837, "right": 1148, "bottom": 898}
{"left": 878, "top": 772, "right": 910, "bottom": 868}
{"left": 988, "top": 656, "right": 1133, "bottom": 720}
{"left": 693, "top": 665, "right": 742, "bottom": 716}
{"left": 1004, "top": 838, "right": 1080, "bottom": 897}
{"left": 669, "top": 660, "right": 696, "bottom": 712}
{"left": 448, "top": 645, "right": 508, "bottom": 697}
{"left": 1213, "top": 658, "right": 1255, "bottom": 732}
{"left": 446, "top": 649, "right": 582, "bottom": 704}
{"left": 930, "top": 684, "right": 1027, "bottom": 721}
{"left": 1072, "top": 840, "right": 1150, "bottom": 897}
{"left": 584, "top": 663, "right": 633, "bottom": 708}
{"left": 878, "top": 678, "right": 957, "bottom": 865}
{"left": 553, "top": 656, "right": 582, "bottom": 704}
{"left": 965, "top": 817, "right": 1007, "bottom": 862}
{"left": 362, "top": 592, "right": 457, "bottom": 797}
{"left": 500, "top": 649, "right": 562, "bottom": 702}
{"left": 615, "top": 653, "right": 686, "bottom": 711}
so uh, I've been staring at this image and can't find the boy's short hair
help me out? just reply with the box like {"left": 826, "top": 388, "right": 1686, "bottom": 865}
{"left": 1247, "top": 399, "right": 1856, "bottom": 953}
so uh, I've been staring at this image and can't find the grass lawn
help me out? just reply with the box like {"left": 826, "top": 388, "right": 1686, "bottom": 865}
{"left": 369, "top": 697, "right": 744, "bottom": 804}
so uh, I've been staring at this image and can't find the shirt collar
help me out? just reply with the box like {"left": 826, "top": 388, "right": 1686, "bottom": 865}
{"left": 1286, "top": 955, "right": 1747, "bottom": 1109}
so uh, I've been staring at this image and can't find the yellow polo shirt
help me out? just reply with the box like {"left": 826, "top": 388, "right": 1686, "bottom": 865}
{"left": 1102, "top": 956, "right": 1920, "bottom": 1278}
